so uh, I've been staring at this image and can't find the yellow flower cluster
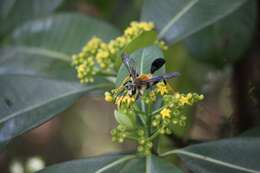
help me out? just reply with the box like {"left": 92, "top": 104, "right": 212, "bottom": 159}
{"left": 156, "top": 82, "right": 169, "bottom": 95}
{"left": 72, "top": 21, "right": 169, "bottom": 84}
{"left": 160, "top": 108, "right": 171, "bottom": 119}
{"left": 104, "top": 91, "right": 113, "bottom": 102}
{"left": 142, "top": 90, "right": 156, "bottom": 104}
{"left": 155, "top": 40, "right": 168, "bottom": 50}
{"left": 105, "top": 79, "right": 204, "bottom": 155}
{"left": 115, "top": 95, "right": 135, "bottom": 106}
{"left": 150, "top": 92, "right": 204, "bottom": 132}
{"left": 72, "top": 37, "right": 104, "bottom": 83}
{"left": 173, "top": 93, "right": 204, "bottom": 106}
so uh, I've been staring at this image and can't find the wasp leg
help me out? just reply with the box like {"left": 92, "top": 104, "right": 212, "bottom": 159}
{"left": 163, "top": 79, "right": 167, "bottom": 85}
{"left": 135, "top": 90, "right": 140, "bottom": 100}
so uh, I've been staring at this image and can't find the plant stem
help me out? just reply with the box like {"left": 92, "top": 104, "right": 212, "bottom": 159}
{"left": 149, "top": 129, "right": 161, "bottom": 141}
{"left": 151, "top": 104, "right": 170, "bottom": 115}
{"left": 95, "top": 155, "right": 136, "bottom": 173}
{"left": 146, "top": 155, "right": 152, "bottom": 173}
{"left": 147, "top": 103, "right": 152, "bottom": 136}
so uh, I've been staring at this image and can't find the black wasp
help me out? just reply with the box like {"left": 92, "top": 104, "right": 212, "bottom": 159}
{"left": 116, "top": 53, "right": 179, "bottom": 99}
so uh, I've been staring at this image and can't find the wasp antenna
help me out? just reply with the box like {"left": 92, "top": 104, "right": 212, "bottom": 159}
{"left": 150, "top": 58, "right": 165, "bottom": 74}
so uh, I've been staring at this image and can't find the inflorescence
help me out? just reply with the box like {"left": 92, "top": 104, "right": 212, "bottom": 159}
{"left": 72, "top": 20, "right": 203, "bottom": 156}
{"left": 105, "top": 82, "right": 203, "bottom": 155}
{"left": 72, "top": 21, "right": 168, "bottom": 83}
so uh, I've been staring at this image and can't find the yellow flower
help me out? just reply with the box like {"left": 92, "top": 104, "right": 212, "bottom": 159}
{"left": 122, "top": 95, "right": 135, "bottom": 105}
{"left": 149, "top": 91, "right": 156, "bottom": 102}
{"left": 198, "top": 94, "right": 204, "bottom": 100}
{"left": 174, "top": 93, "right": 180, "bottom": 99}
{"left": 179, "top": 93, "right": 192, "bottom": 105}
{"left": 160, "top": 108, "right": 171, "bottom": 119}
{"left": 156, "top": 82, "right": 168, "bottom": 95}
{"left": 115, "top": 95, "right": 135, "bottom": 106}
{"left": 115, "top": 96, "right": 124, "bottom": 106}
{"left": 72, "top": 21, "right": 169, "bottom": 85}
{"left": 104, "top": 92, "right": 113, "bottom": 102}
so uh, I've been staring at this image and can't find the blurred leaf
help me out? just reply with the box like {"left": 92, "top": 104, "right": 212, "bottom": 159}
{"left": 123, "top": 31, "right": 157, "bottom": 54}
{"left": 240, "top": 126, "right": 260, "bottom": 137}
{"left": 161, "top": 127, "right": 260, "bottom": 173}
{"left": 119, "top": 158, "right": 145, "bottom": 173}
{"left": 0, "top": 47, "right": 73, "bottom": 80}
{"left": 108, "top": 0, "right": 143, "bottom": 30}
{"left": 10, "top": 13, "right": 120, "bottom": 54}
{"left": 141, "top": 0, "right": 248, "bottom": 44}
{"left": 165, "top": 43, "right": 211, "bottom": 93}
{"left": 147, "top": 155, "right": 183, "bottom": 173}
{"left": 39, "top": 154, "right": 183, "bottom": 173}
{"left": 115, "top": 31, "right": 157, "bottom": 70}
{"left": 120, "top": 155, "right": 183, "bottom": 173}
{"left": 184, "top": 0, "right": 257, "bottom": 68}
{"left": 0, "top": 13, "right": 120, "bottom": 147}
{"left": 0, "top": 75, "right": 111, "bottom": 148}
{"left": 38, "top": 153, "right": 131, "bottom": 173}
{"left": 0, "top": 0, "right": 63, "bottom": 38}
{"left": 116, "top": 45, "right": 165, "bottom": 86}
{"left": 114, "top": 110, "right": 135, "bottom": 129}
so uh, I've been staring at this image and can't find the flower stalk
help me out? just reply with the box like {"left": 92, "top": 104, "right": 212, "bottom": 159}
{"left": 105, "top": 82, "right": 204, "bottom": 155}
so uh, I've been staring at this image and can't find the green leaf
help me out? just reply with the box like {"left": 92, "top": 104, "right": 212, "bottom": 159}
{"left": 161, "top": 135, "right": 260, "bottom": 173}
{"left": 119, "top": 158, "right": 145, "bottom": 173}
{"left": 115, "top": 31, "right": 157, "bottom": 71}
{"left": 38, "top": 153, "right": 132, "bottom": 173}
{"left": 120, "top": 155, "right": 183, "bottom": 173}
{"left": 0, "top": 0, "right": 63, "bottom": 38}
{"left": 240, "top": 126, "right": 260, "bottom": 137}
{"left": 0, "top": 75, "right": 111, "bottom": 148}
{"left": 123, "top": 31, "right": 158, "bottom": 54}
{"left": 116, "top": 45, "right": 165, "bottom": 86}
{"left": 146, "top": 155, "right": 183, "bottom": 173}
{"left": 39, "top": 154, "right": 183, "bottom": 173}
{"left": 114, "top": 110, "right": 135, "bottom": 129}
{"left": 0, "top": 13, "right": 120, "bottom": 148}
{"left": 141, "top": 0, "right": 248, "bottom": 43}
{"left": 10, "top": 13, "right": 120, "bottom": 54}
{"left": 165, "top": 43, "right": 211, "bottom": 93}
{"left": 0, "top": 47, "right": 73, "bottom": 80}
{"left": 184, "top": 0, "right": 257, "bottom": 68}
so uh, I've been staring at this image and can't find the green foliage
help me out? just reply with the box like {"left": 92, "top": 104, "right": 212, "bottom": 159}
{"left": 0, "top": 0, "right": 258, "bottom": 173}
{"left": 38, "top": 153, "right": 128, "bottom": 173}
{"left": 114, "top": 110, "right": 135, "bottom": 129}
{"left": 161, "top": 126, "right": 260, "bottom": 173}
{"left": 0, "top": 0, "right": 63, "bottom": 39}
{"left": 141, "top": 0, "right": 248, "bottom": 43}
{"left": 0, "top": 13, "right": 119, "bottom": 148}
{"left": 38, "top": 154, "right": 183, "bottom": 173}
{"left": 0, "top": 76, "right": 111, "bottom": 148}
{"left": 184, "top": 0, "right": 257, "bottom": 68}
{"left": 10, "top": 13, "right": 120, "bottom": 54}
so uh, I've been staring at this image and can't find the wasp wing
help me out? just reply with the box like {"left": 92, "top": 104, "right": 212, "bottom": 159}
{"left": 122, "top": 53, "right": 138, "bottom": 79}
{"left": 150, "top": 58, "right": 165, "bottom": 74}
{"left": 140, "top": 72, "right": 180, "bottom": 85}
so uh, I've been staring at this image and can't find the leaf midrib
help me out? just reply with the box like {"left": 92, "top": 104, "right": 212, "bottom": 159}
{"left": 161, "top": 149, "right": 260, "bottom": 173}
{"left": 158, "top": 0, "right": 248, "bottom": 41}
{"left": 0, "top": 83, "right": 110, "bottom": 124}
{"left": 0, "top": 46, "right": 71, "bottom": 64}
{"left": 158, "top": 0, "right": 199, "bottom": 39}
{"left": 139, "top": 49, "right": 146, "bottom": 74}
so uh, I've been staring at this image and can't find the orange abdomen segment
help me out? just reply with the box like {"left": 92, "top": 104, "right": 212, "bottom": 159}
{"left": 137, "top": 74, "right": 152, "bottom": 81}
